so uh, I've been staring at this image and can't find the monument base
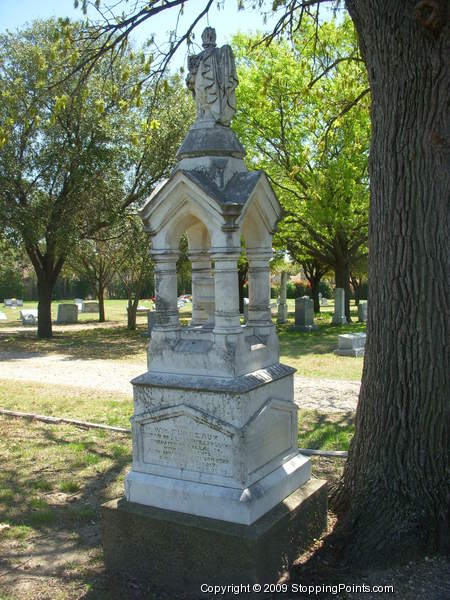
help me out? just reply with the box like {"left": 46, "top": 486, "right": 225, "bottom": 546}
{"left": 331, "top": 317, "right": 347, "bottom": 325}
{"left": 334, "top": 347, "right": 365, "bottom": 357}
{"left": 125, "top": 452, "right": 311, "bottom": 525}
{"left": 290, "top": 324, "right": 318, "bottom": 332}
{"left": 101, "top": 479, "right": 327, "bottom": 599}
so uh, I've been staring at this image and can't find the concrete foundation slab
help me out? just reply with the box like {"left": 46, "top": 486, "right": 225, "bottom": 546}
{"left": 101, "top": 478, "right": 327, "bottom": 599}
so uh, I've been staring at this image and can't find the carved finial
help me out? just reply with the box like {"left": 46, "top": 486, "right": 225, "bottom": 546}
{"left": 201, "top": 27, "right": 217, "bottom": 48}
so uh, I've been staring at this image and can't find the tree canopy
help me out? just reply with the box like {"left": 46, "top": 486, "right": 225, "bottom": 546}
{"left": 0, "top": 18, "right": 193, "bottom": 336}
{"left": 232, "top": 16, "right": 370, "bottom": 319}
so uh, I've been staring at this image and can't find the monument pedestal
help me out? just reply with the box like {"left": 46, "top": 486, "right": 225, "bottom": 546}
{"left": 101, "top": 479, "right": 327, "bottom": 598}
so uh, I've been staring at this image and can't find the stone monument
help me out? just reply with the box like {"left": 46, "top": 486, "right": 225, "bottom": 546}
{"left": 56, "top": 303, "right": 78, "bottom": 324}
{"left": 101, "top": 28, "right": 326, "bottom": 595}
{"left": 292, "top": 296, "right": 317, "bottom": 332}
{"left": 358, "top": 300, "right": 367, "bottom": 322}
{"left": 277, "top": 271, "right": 288, "bottom": 324}
{"left": 335, "top": 332, "right": 366, "bottom": 357}
{"left": 332, "top": 287, "right": 347, "bottom": 324}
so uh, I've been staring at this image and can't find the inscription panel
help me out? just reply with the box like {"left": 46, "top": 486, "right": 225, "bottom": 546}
{"left": 141, "top": 415, "right": 233, "bottom": 477}
{"left": 246, "top": 405, "right": 292, "bottom": 474}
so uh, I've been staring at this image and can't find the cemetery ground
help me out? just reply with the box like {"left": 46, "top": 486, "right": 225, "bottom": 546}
{"left": 0, "top": 300, "right": 448, "bottom": 599}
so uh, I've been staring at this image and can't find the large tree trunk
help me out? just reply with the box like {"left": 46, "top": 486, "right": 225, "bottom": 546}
{"left": 350, "top": 274, "right": 362, "bottom": 306}
{"left": 37, "top": 277, "right": 53, "bottom": 339}
{"left": 98, "top": 284, "right": 106, "bottom": 323}
{"left": 339, "top": 0, "right": 450, "bottom": 565}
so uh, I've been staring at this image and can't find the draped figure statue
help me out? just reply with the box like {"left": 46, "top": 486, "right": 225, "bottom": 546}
{"left": 186, "top": 27, "right": 238, "bottom": 127}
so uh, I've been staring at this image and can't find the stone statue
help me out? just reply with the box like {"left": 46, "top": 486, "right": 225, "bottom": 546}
{"left": 186, "top": 27, "right": 238, "bottom": 127}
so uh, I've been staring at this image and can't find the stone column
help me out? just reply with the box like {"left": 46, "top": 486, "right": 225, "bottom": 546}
{"left": 211, "top": 251, "right": 241, "bottom": 334}
{"left": 152, "top": 251, "right": 180, "bottom": 331}
{"left": 247, "top": 249, "right": 273, "bottom": 327}
{"left": 332, "top": 287, "right": 347, "bottom": 325}
{"left": 358, "top": 300, "right": 367, "bottom": 323}
{"left": 190, "top": 252, "right": 215, "bottom": 327}
{"left": 277, "top": 271, "right": 288, "bottom": 324}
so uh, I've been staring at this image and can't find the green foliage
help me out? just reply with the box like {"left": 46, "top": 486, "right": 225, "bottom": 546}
{"left": 232, "top": 16, "right": 370, "bottom": 275}
{"left": 0, "top": 18, "right": 193, "bottom": 335}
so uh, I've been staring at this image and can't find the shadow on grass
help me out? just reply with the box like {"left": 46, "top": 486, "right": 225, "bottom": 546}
{"left": 0, "top": 418, "right": 132, "bottom": 596}
{"left": 299, "top": 410, "right": 355, "bottom": 451}
{"left": 0, "top": 309, "right": 194, "bottom": 362}
{"left": 0, "top": 325, "right": 149, "bottom": 361}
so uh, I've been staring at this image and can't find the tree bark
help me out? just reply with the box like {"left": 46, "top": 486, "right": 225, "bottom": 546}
{"left": 301, "top": 259, "right": 327, "bottom": 313}
{"left": 338, "top": 0, "right": 450, "bottom": 565}
{"left": 98, "top": 284, "right": 106, "bottom": 322}
{"left": 127, "top": 297, "right": 137, "bottom": 330}
{"left": 350, "top": 274, "right": 362, "bottom": 306}
{"left": 37, "top": 277, "right": 53, "bottom": 339}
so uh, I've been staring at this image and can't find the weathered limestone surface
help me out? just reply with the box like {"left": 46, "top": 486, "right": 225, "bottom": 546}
{"left": 332, "top": 288, "right": 347, "bottom": 325}
{"left": 292, "top": 296, "right": 317, "bottom": 332}
{"left": 102, "top": 26, "right": 326, "bottom": 590}
{"left": 147, "top": 311, "right": 157, "bottom": 336}
{"left": 56, "top": 303, "right": 78, "bottom": 324}
{"left": 334, "top": 332, "right": 366, "bottom": 357}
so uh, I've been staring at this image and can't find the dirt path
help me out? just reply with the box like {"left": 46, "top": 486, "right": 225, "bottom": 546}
{"left": 0, "top": 350, "right": 359, "bottom": 412}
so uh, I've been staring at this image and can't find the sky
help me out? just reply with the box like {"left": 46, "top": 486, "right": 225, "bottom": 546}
{"left": 0, "top": 0, "right": 282, "bottom": 71}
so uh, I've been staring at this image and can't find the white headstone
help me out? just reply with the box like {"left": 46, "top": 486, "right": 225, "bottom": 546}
{"left": 358, "top": 300, "right": 367, "bottom": 322}
{"left": 74, "top": 298, "right": 84, "bottom": 313}
{"left": 334, "top": 332, "right": 366, "bottom": 356}
{"left": 332, "top": 288, "right": 347, "bottom": 324}
{"left": 20, "top": 309, "right": 38, "bottom": 325}
{"left": 0, "top": 311, "right": 7, "bottom": 320}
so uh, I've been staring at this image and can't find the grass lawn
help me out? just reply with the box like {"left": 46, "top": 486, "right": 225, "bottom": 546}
{"left": 0, "top": 379, "right": 352, "bottom": 597}
{"left": 1, "top": 298, "right": 365, "bottom": 380}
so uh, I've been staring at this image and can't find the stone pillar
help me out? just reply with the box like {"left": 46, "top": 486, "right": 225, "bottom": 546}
{"left": 211, "top": 251, "right": 241, "bottom": 334}
{"left": 247, "top": 250, "right": 273, "bottom": 327}
{"left": 332, "top": 288, "right": 347, "bottom": 325}
{"left": 277, "top": 271, "right": 288, "bottom": 324}
{"left": 190, "top": 252, "right": 215, "bottom": 327}
{"left": 293, "top": 296, "right": 316, "bottom": 332}
{"left": 358, "top": 300, "right": 367, "bottom": 322}
{"left": 152, "top": 251, "right": 180, "bottom": 331}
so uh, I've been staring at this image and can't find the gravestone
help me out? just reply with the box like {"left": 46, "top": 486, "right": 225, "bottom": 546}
{"left": 277, "top": 271, "right": 288, "bottom": 324}
{"left": 20, "top": 309, "right": 38, "bottom": 325}
{"left": 334, "top": 332, "right": 366, "bottom": 357}
{"left": 16, "top": 299, "right": 23, "bottom": 307}
{"left": 358, "top": 300, "right": 367, "bottom": 322}
{"left": 292, "top": 296, "right": 317, "bottom": 332}
{"left": 332, "top": 288, "right": 347, "bottom": 324}
{"left": 74, "top": 298, "right": 84, "bottom": 313}
{"left": 101, "top": 27, "right": 326, "bottom": 596}
{"left": 0, "top": 311, "right": 7, "bottom": 320}
{"left": 56, "top": 303, "right": 78, "bottom": 324}
{"left": 83, "top": 301, "right": 99, "bottom": 313}
{"left": 4, "top": 299, "right": 13, "bottom": 307}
